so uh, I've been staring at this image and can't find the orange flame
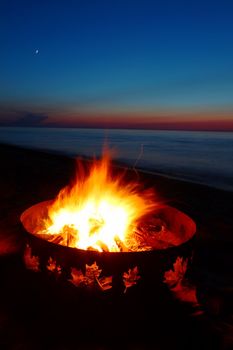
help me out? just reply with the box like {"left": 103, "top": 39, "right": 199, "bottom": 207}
{"left": 43, "top": 153, "right": 158, "bottom": 252}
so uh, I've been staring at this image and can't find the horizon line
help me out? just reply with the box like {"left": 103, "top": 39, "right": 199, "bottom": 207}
{"left": 0, "top": 124, "right": 233, "bottom": 132}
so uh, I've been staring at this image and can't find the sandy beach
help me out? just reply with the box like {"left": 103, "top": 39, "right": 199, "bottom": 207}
{"left": 0, "top": 143, "right": 232, "bottom": 349}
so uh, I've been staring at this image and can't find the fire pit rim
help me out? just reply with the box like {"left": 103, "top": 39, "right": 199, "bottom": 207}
{"left": 20, "top": 200, "right": 196, "bottom": 255}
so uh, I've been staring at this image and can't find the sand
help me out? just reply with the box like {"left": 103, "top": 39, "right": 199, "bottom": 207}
{"left": 0, "top": 143, "right": 232, "bottom": 349}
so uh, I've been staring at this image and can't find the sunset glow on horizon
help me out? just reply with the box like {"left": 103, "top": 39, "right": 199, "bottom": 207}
{"left": 0, "top": 0, "right": 233, "bottom": 131}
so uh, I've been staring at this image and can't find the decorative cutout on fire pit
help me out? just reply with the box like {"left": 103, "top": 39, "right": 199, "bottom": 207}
{"left": 164, "top": 256, "right": 188, "bottom": 288}
{"left": 96, "top": 275, "right": 113, "bottom": 291}
{"left": 69, "top": 262, "right": 113, "bottom": 291}
{"left": 46, "top": 257, "right": 62, "bottom": 276}
{"left": 164, "top": 256, "right": 200, "bottom": 309}
{"left": 24, "top": 244, "right": 40, "bottom": 272}
{"left": 123, "top": 266, "right": 140, "bottom": 293}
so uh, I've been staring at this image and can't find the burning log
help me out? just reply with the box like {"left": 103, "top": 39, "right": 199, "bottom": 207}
{"left": 96, "top": 240, "right": 109, "bottom": 252}
{"left": 114, "top": 236, "right": 128, "bottom": 252}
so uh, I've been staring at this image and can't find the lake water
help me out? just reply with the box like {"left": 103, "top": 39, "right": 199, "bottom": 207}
{"left": 0, "top": 127, "right": 233, "bottom": 192}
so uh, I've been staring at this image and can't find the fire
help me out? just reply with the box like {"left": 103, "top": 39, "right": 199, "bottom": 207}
{"left": 43, "top": 153, "right": 158, "bottom": 252}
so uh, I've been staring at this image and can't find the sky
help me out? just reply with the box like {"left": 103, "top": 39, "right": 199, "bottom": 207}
{"left": 0, "top": 0, "right": 233, "bottom": 131}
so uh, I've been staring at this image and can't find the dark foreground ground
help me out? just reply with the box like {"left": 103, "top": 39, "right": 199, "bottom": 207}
{"left": 0, "top": 143, "right": 232, "bottom": 350}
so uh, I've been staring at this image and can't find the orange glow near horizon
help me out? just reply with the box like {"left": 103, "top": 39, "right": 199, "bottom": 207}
{"left": 1, "top": 110, "right": 233, "bottom": 131}
{"left": 49, "top": 112, "right": 233, "bottom": 131}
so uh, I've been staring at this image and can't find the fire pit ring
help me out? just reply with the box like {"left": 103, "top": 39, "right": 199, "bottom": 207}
{"left": 20, "top": 201, "right": 196, "bottom": 295}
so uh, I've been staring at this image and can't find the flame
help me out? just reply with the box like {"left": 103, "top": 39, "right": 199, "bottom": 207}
{"left": 43, "top": 153, "right": 158, "bottom": 252}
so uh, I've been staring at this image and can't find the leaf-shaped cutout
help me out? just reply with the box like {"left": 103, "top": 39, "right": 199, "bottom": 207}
{"left": 69, "top": 262, "right": 112, "bottom": 291}
{"left": 47, "top": 257, "right": 61, "bottom": 275}
{"left": 85, "top": 262, "right": 102, "bottom": 285}
{"left": 164, "top": 256, "right": 188, "bottom": 288}
{"left": 123, "top": 266, "right": 140, "bottom": 293}
{"left": 164, "top": 257, "right": 200, "bottom": 311}
{"left": 69, "top": 267, "right": 86, "bottom": 287}
{"left": 97, "top": 276, "right": 113, "bottom": 291}
{"left": 24, "top": 244, "right": 40, "bottom": 272}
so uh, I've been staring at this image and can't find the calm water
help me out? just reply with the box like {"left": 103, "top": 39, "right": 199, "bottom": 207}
{"left": 0, "top": 127, "right": 233, "bottom": 192}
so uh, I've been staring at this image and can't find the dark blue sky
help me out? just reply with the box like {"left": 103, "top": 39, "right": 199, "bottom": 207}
{"left": 0, "top": 0, "right": 233, "bottom": 129}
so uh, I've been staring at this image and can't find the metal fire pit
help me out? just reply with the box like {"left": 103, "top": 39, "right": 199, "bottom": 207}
{"left": 20, "top": 201, "right": 196, "bottom": 295}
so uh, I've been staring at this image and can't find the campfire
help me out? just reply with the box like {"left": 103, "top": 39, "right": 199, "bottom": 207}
{"left": 40, "top": 152, "right": 159, "bottom": 252}
{"left": 20, "top": 153, "right": 196, "bottom": 294}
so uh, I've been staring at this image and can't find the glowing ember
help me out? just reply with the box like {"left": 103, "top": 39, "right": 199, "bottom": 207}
{"left": 40, "top": 153, "right": 159, "bottom": 252}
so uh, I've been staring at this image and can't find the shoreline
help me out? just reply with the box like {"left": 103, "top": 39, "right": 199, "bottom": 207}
{"left": 1, "top": 140, "right": 232, "bottom": 193}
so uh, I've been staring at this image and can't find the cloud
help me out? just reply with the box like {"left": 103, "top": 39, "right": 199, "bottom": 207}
{"left": 11, "top": 112, "right": 48, "bottom": 126}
